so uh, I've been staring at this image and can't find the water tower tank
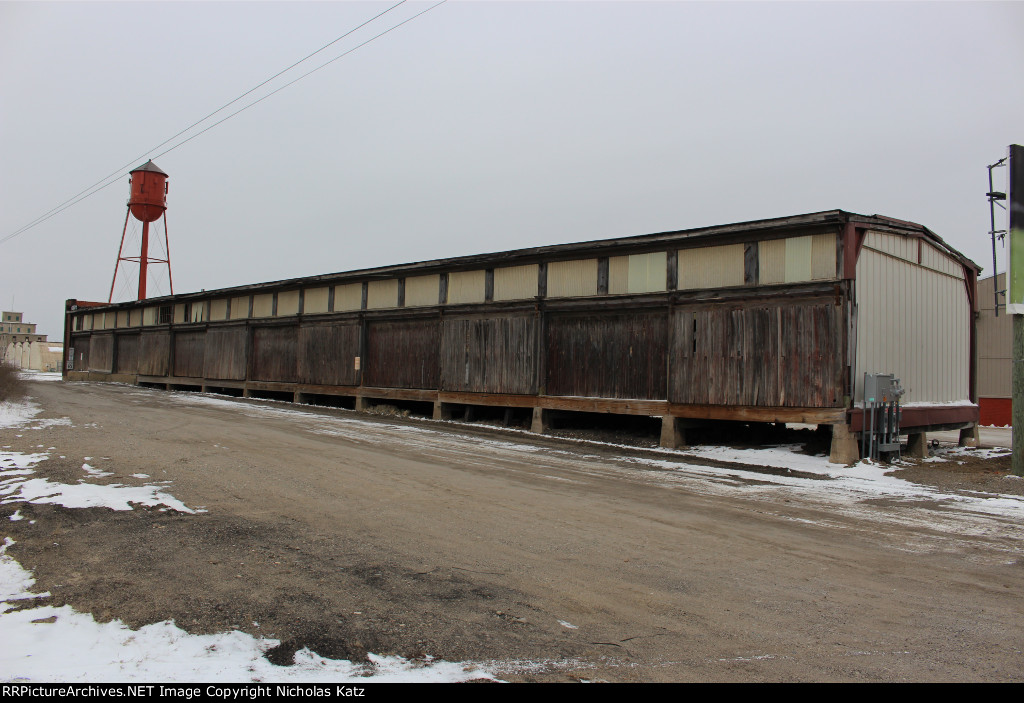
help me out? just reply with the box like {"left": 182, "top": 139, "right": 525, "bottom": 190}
{"left": 128, "top": 160, "right": 168, "bottom": 223}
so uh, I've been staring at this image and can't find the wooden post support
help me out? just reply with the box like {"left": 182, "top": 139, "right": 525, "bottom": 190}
{"left": 907, "top": 432, "right": 929, "bottom": 459}
{"left": 829, "top": 423, "right": 860, "bottom": 464}
{"left": 355, "top": 396, "right": 368, "bottom": 412}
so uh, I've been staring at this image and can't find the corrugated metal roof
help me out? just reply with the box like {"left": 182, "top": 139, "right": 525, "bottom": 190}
{"left": 79, "top": 210, "right": 979, "bottom": 311}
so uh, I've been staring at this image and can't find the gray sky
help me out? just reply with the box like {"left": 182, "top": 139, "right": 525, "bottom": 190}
{"left": 2, "top": 1, "right": 1022, "bottom": 340}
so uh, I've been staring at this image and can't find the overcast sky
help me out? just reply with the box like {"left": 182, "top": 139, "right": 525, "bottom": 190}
{"left": 2, "top": 1, "right": 1021, "bottom": 340}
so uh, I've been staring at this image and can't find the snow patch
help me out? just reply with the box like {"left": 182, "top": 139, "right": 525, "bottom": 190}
{"left": 0, "top": 537, "right": 497, "bottom": 682}
{"left": 0, "top": 451, "right": 201, "bottom": 513}
{"left": 0, "top": 401, "right": 41, "bottom": 429}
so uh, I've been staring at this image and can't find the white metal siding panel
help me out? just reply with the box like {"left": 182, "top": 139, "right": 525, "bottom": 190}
{"left": 784, "top": 236, "right": 813, "bottom": 283}
{"left": 173, "top": 304, "right": 187, "bottom": 324}
{"left": 129, "top": 309, "right": 141, "bottom": 327}
{"left": 758, "top": 239, "right": 786, "bottom": 285}
{"left": 277, "top": 290, "right": 300, "bottom": 316}
{"left": 920, "top": 241, "right": 961, "bottom": 277}
{"left": 335, "top": 283, "right": 362, "bottom": 312}
{"left": 548, "top": 259, "right": 598, "bottom": 298}
{"left": 810, "top": 233, "right": 837, "bottom": 280}
{"left": 116, "top": 311, "right": 129, "bottom": 328}
{"left": 405, "top": 275, "right": 440, "bottom": 307}
{"left": 977, "top": 273, "right": 1011, "bottom": 399}
{"left": 854, "top": 248, "right": 970, "bottom": 403}
{"left": 678, "top": 244, "right": 744, "bottom": 290}
{"left": 493, "top": 265, "right": 538, "bottom": 301}
{"left": 210, "top": 299, "right": 228, "bottom": 321}
{"left": 304, "top": 287, "right": 329, "bottom": 314}
{"left": 190, "top": 303, "right": 206, "bottom": 323}
{"left": 627, "top": 252, "right": 667, "bottom": 293}
{"left": 230, "top": 296, "right": 250, "bottom": 319}
{"left": 252, "top": 294, "right": 273, "bottom": 318}
{"left": 867, "top": 231, "right": 914, "bottom": 262}
{"left": 608, "top": 257, "right": 629, "bottom": 294}
{"left": 978, "top": 356, "right": 1011, "bottom": 399}
{"left": 448, "top": 270, "right": 486, "bottom": 305}
{"left": 979, "top": 273, "right": 1003, "bottom": 312}
{"left": 143, "top": 308, "right": 157, "bottom": 326}
{"left": 367, "top": 280, "right": 399, "bottom": 309}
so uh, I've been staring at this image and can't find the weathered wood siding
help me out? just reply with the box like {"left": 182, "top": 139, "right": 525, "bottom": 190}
{"left": 88, "top": 334, "right": 114, "bottom": 372}
{"left": 173, "top": 331, "right": 206, "bottom": 378}
{"left": 251, "top": 326, "right": 298, "bottom": 382}
{"left": 546, "top": 311, "right": 667, "bottom": 399}
{"left": 670, "top": 300, "right": 842, "bottom": 407}
{"left": 440, "top": 315, "right": 538, "bottom": 394}
{"left": 299, "top": 322, "right": 361, "bottom": 386}
{"left": 139, "top": 331, "right": 170, "bottom": 376}
{"left": 364, "top": 319, "right": 439, "bottom": 389}
{"left": 204, "top": 327, "right": 247, "bottom": 381}
{"left": 70, "top": 335, "right": 90, "bottom": 371}
{"left": 114, "top": 335, "right": 140, "bottom": 375}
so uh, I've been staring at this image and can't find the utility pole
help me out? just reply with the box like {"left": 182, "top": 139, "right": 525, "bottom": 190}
{"left": 1008, "top": 144, "right": 1024, "bottom": 476}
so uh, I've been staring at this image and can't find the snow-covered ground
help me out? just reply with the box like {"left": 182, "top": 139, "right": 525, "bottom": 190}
{"left": 15, "top": 371, "right": 63, "bottom": 383}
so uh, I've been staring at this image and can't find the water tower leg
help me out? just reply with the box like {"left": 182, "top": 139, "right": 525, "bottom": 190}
{"left": 138, "top": 220, "right": 149, "bottom": 300}
{"left": 108, "top": 208, "right": 131, "bottom": 303}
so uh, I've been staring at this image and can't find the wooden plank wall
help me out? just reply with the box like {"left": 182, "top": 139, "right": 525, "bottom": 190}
{"left": 251, "top": 326, "right": 299, "bottom": 383}
{"left": 440, "top": 314, "right": 538, "bottom": 394}
{"left": 204, "top": 327, "right": 247, "bottom": 381}
{"left": 139, "top": 331, "right": 170, "bottom": 377}
{"left": 546, "top": 311, "right": 667, "bottom": 399}
{"left": 670, "top": 299, "right": 841, "bottom": 407}
{"left": 89, "top": 334, "right": 114, "bottom": 372}
{"left": 364, "top": 319, "right": 439, "bottom": 389}
{"left": 299, "top": 322, "right": 361, "bottom": 386}
{"left": 71, "top": 295, "right": 845, "bottom": 411}
{"left": 173, "top": 331, "right": 206, "bottom": 378}
{"left": 114, "top": 335, "right": 140, "bottom": 375}
{"left": 70, "top": 335, "right": 90, "bottom": 372}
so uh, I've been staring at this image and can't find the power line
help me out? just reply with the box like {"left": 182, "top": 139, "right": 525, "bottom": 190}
{"left": 1, "top": 0, "right": 410, "bottom": 245}
{"left": 2, "top": 0, "right": 439, "bottom": 246}
{"left": 146, "top": 1, "right": 446, "bottom": 163}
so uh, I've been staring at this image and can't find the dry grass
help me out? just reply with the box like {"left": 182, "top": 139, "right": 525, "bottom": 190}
{"left": 0, "top": 362, "right": 26, "bottom": 402}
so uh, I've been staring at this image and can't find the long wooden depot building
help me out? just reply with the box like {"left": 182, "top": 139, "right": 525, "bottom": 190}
{"left": 63, "top": 210, "right": 981, "bottom": 463}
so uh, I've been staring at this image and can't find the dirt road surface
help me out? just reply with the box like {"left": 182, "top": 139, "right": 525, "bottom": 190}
{"left": 3, "top": 379, "right": 1023, "bottom": 682}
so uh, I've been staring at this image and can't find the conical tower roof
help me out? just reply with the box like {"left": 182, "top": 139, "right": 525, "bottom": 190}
{"left": 130, "top": 160, "right": 167, "bottom": 176}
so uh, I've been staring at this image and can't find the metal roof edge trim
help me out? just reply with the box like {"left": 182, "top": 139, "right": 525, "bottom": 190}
{"left": 76, "top": 209, "right": 974, "bottom": 312}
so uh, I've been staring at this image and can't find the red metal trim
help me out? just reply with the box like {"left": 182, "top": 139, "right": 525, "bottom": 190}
{"left": 962, "top": 264, "right": 978, "bottom": 403}
{"left": 841, "top": 223, "right": 867, "bottom": 279}
{"left": 848, "top": 404, "right": 979, "bottom": 432}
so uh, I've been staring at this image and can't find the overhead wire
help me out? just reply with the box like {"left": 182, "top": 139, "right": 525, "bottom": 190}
{"left": 2, "top": 0, "right": 441, "bottom": 246}
{"left": 1, "top": 0, "right": 410, "bottom": 245}
{"left": 145, "top": 0, "right": 446, "bottom": 163}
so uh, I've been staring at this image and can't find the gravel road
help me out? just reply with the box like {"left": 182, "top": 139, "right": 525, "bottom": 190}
{"left": 3, "top": 379, "right": 1023, "bottom": 682}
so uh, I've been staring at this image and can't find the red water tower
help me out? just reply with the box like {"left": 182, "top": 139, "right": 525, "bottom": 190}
{"left": 109, "top": 160, "right": 174, "bottom": 302}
